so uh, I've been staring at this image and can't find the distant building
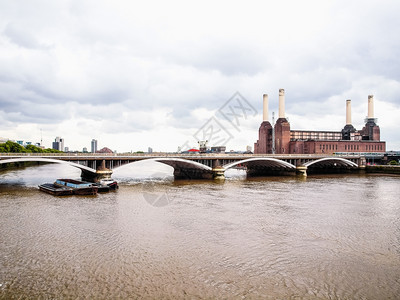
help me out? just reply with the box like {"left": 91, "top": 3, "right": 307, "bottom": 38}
{"left": 17, "top": 141, "right": 24, "bottom": 145}
{"left": 91, "top": 139, "right": 98, "bottom": 153}
{"left": 211, "top": 146, "right": 226, "bottom": 153}
{"left": 97, "top": 147, "right": 113, "bottom": 154}
{"left": 64, "top": 147, "right": 69, "bottom": 152}
{"left": 83, "top": 147, "right": 88, "bottom": 153}
{"left": 148, "top": 147, "right": 153, "bottom": 153}
{"left": 52, "top": 137, "right": 64, "bottom": 152}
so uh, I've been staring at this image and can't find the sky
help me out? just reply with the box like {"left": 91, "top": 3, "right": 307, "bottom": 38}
{"left": 1, "top": 0, "right": 399, "bottom": 152}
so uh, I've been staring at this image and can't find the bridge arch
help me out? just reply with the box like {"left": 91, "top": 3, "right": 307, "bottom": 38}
{"left": 112, "top": 157, "right": 212, "bottom": 171}
{"left": 0, "top": 157, "right": 97, "bottom": 174}
{"left": 150, "top": 157, "right": 212, "bottom": 179}
{"left": 112, "top": 157, "right": 213, "bottom": 180}
{"left": 303, "top": 157, "right": 358, "bottom": 168}
{"left": 223, "top": 158, "right": 296, "bottom": 171}
{"left": 151, "top": 158, "right": 212, "bottom": 171}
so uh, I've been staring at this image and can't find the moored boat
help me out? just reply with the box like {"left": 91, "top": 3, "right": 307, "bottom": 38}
{"left": 93, "top": 183, "right": 110, "bottom": 193}
{"left": 99, "top": 179, "right": 119, "bottom": 190}
{"left": 93, "top": 179, "right": 118, "bottom": 193}
{"left": 54, "top": 179, "right": 98, "bottom": 195}
{"left": 39, "top": 183, "right": 74, "bottom": 196}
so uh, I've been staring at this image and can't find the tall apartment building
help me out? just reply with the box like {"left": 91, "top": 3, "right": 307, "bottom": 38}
{"left": 52, "top": 137, "right": 64, "bottom": 152}
{"left": 91, "top": 139, "right": 98, "bottom": 153}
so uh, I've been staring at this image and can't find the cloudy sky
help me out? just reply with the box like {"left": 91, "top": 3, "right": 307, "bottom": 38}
{"left": 1, "top": 0, "right": 399, "bottom": 152}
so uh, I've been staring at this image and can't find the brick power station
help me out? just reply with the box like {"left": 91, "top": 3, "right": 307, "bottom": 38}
{"left": 254, "top": 89, "right": 386, "bottom": 154}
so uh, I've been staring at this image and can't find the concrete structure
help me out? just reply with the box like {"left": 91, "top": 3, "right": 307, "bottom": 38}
{"left": 91, "top": 139, "right": 98, "bottom": 153}
{"left": 0, "top": 153, "right": 363, "bottom": 181}
{"left": 255, "top": 90, "right": 386, "bottom": 155}
{"left": 52, "top": 137, "right": 64, "bottom": 152}
{"left": 263, "top": 94, "right": 269, "bottom": 121}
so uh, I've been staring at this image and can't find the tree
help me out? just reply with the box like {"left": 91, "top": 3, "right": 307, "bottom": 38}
{"left": 0, "top": 141, "right": 62, "bottom": 153}
{"left": 25, "top": 144, "right": 44, "bottom": 153}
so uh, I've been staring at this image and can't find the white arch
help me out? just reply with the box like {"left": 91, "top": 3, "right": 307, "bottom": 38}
{"left": 303, "top": 157, "right": 358, "bottom": 168}
{"left": 111, "top": 157, "right": 212, "bottom": 171}
{"left": 0, "top": 157, "right": 97, "bottom": 173}
{"left": 152, "top": 158, "right": 212, "bottom": 171}
{"left": 223, "top": 157, "right": 296, "bottom": 170}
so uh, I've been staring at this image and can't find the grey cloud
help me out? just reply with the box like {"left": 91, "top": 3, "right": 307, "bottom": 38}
{"left": 4, "top": 22, "right": 42, "bottom": 49}
{"left": 165, "top": 41, "right": 271, "bottom": 76}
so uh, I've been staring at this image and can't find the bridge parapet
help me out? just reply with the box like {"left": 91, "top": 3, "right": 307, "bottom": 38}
{"left": 0, "top": 153, "right": 363, "bottom": 180}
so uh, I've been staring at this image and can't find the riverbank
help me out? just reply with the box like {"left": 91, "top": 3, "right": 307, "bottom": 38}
{"left": 364, "top": 165, "right": 400, "bottom": 175}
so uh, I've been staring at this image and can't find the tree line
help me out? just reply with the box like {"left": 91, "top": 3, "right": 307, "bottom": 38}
{"left": 0, "top": 141, "right": 62, "bottom": 153}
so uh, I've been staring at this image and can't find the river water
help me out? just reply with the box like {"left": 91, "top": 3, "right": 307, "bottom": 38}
{"left": 0, "top": 162, "right": 399, "bottom": 299}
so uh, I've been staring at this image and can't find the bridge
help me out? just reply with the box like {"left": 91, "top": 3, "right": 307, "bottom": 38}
{"left": 0, "top": 153, "right": 363, "bottom": 181}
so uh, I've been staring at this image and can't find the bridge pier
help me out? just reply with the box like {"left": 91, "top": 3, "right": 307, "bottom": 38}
{"left": 212, "top": 167, "right": 225, "bottom": 180}
{"left": 81, "top": 160, "right": 113, "bottom": 182}
{"left": 212, "top": 159, "right": 225, "bottom": 180}
{"left": 296, "top": 166, "right": 307, "bottom": 177}
{"left": 81, "top": 169, "right": 113, "bottom": 182}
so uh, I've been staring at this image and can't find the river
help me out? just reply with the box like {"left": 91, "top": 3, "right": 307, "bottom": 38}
{"left": 0, "top": 162, "right": 399, "bottom": 299}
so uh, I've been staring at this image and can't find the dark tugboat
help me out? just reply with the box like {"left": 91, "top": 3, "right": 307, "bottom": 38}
{"left": 93, "top": 179, "right": 119, "bottom": 192}
{"left": 100, "top": 179, "right": 119, "bottom": 190}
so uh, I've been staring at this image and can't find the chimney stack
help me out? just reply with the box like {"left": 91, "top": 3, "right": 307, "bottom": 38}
{"left": 346, "top": 99, "right": 352, "bottom": 125}
{"left": 263, "top": 94, "right": 268, "bottom": 121}
{"left": 278, "top": 89, "right": 285, "bottom": 119}
{"left": 368, "top": 95, "right": 374, "bottom": 119}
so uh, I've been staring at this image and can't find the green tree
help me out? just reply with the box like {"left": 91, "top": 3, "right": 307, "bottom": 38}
{"left": 3, "top": 141, "right": 26, "bottom": 153}
{"left": 0, "top": 141, "right": 62, "bottom": 153}
{"left": 25, "top": 144, "right": 44, "bottom": 153}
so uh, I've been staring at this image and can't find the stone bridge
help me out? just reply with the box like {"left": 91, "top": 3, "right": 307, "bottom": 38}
{"left": 0, "top": 153, "right": 362, "bottom": 181}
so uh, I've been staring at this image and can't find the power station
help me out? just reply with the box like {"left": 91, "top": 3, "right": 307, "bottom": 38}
{"left": 254, "top": 89, "right": 386, "bottom": 154}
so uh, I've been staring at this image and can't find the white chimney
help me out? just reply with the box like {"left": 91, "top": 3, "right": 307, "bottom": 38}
{"left": 279, "top": 89, "right": 285, "bottom": 119}
{"left": 346, "top": 99, "right": 352, "bottom": 125}
{"left": 368, "top": 95, "right": 374, "bottom": 119}
{"left": 263, "top": 94, "right": 268, "bottom": 121}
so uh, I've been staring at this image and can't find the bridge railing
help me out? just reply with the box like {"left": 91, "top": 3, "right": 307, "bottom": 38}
{"left": 0, "top": 152, "right": 363, "bottom": 158}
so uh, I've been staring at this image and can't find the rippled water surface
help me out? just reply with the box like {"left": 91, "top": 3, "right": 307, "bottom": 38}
{"left": 0, "top": 163, "right": 399, "bottom": 299}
